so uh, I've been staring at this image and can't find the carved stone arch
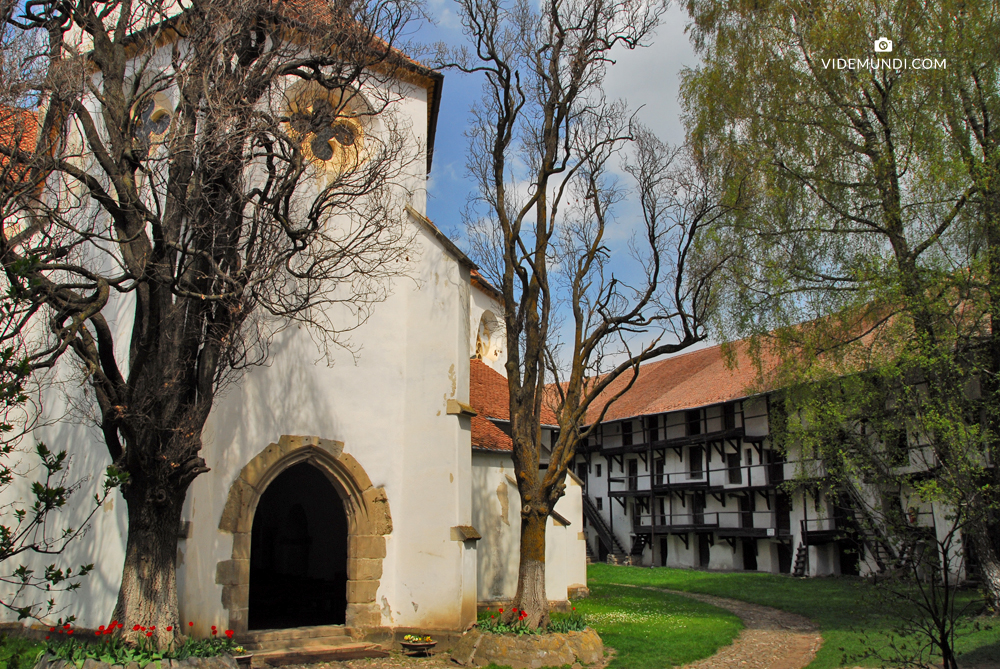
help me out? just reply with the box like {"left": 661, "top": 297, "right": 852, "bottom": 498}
{"left": 218, "top": 435, "right": 391, "bottom": 633}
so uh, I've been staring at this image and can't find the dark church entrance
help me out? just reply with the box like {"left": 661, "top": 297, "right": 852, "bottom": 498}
{"left": 249, "top": 463, "right": 348, "bottom": 629}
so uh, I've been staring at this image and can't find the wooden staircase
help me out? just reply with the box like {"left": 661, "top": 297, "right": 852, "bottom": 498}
{"left": 237, "top": 625, "right": 387, "bottom": 666}
{"left": 792, "top": 543, "right": 808, "bottom": 577}
{"left": 582, "top": 495, "right": 629, "bottom": 563}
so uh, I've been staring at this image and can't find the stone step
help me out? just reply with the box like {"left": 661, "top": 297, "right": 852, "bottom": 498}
{"left": 242, "top": 635, "right": 358, "bottom": 652}
{"left": 238, "top": 624, "right": 352, "bottom": 648}
{"left": 250, "top": 644, "right": 388, "bottom": 666}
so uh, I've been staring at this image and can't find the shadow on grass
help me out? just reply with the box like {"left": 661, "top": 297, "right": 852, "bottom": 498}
{"left": 586, "top": 564, "right": 1000, "bottom": 669}
{"left": 957, "top": 640, "right": 1000, "bottom": 666}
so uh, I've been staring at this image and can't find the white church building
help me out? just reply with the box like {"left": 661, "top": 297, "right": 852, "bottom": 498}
{"left": 0, "top": 6, "right": 586, "bottom": 642}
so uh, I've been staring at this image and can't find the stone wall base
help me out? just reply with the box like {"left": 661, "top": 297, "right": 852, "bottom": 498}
{"left": 450, "top": 628, "right": 603, "bottom": 668}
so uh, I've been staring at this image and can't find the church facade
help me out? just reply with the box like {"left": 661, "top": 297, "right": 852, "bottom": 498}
{"left": 1, "top": 12, "right": 586, "bottom": 639}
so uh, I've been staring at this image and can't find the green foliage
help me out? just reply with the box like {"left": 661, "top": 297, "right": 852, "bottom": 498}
{"left": 544, "top": 610, "right": 587, "bottom": 634}
{"left": 0, "top": 635, "right": 44, "bottom": 669}
{"left": 43, "top": 624, "right": 243, "bottom": 668}
{"left": 476, "top": 608, "right": 588, "bottom": 636}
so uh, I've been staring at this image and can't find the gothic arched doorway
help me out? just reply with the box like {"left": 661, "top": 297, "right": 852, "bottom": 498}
{"left": 218, "top": 435, "right": 392, "bottom": 634}
{"left": 249, "top": 462, "right": 348, "bottom": 629}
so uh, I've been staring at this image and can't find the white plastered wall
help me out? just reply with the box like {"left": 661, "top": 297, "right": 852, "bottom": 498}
{"left": 0, "top": 45, "right": 477, "bottom": 633}
{"left": 471, "top": 450, "right": 587, "bottom": 605}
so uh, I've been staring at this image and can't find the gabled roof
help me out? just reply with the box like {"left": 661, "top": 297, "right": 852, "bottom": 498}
{"left": 469, "top": 359, "right": 559, "bottom": 452}
{"left": 584, "top": 341, "right": 780, "bottom": 423}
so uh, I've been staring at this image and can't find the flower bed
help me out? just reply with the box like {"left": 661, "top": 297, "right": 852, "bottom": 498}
{"left": 34, "top": 653, "right": 239, "bottom": 669}
{"left": 22, "top": 621, "right": 246, "bottom": 669}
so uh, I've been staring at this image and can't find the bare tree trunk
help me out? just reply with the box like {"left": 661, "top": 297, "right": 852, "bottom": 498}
{"left": 511, "top": 508, "right": 549, "bottom": 629}
{"left": 970, "top": 526, "right": 1000, "bottom": 614}
{"left": 111, "top": 470, "right": 189, "bottom": 647}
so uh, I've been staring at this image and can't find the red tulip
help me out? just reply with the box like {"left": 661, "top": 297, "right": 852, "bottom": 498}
{"left": 166, "top": 626, "right": 173, "bottom": 632}
{"left": 133, "top": 625, "right": 141, "bottom": 631}
{"left": 189, "top": 622, "right": 194, "bottom": 627}
{"left": 146, "top": 632, "right": 153, "bottom": 637}
{"left": 226, "top": 630, "right": 234, "bottom": 638}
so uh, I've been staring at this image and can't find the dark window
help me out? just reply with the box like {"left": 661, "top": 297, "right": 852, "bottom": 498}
{"left": 686, "top": 410, "right": 701, "bottom": 436}
{"left": 646, "top": 416, "right": 659, "bottom": 443}
{"left": 654, "top": 459, "right": 664, "bottom": 486}
{"left": 622, "top": 421, "right": 633, "bottom": 446}
{"left": 740, "top": 494, "right": 754, "bottom": 528}
{"left": 886, "top": 428, "right": 908, "bottom": 466}
{"left": 689, "top": 446, "right": 704, "bottom": 479}
{"left": 723, "top": 403, "right": 737, "bottom": 431}
{"left": 596, "top": 497, "right": 603, "bottom": 511}
{"left": 628, "top": 459, "right": 638, "bottom": 491}
{"left": 693, "top": 492, "right": 706, "bottom": 524}
{"left": 767, "top": 450, "right": 785, "bottom": 483}
{"left": 596, "top": 463, "right": 602, "bottom": 477}
{"left": 727, "top": 452, "right": 742, "bottom": 484}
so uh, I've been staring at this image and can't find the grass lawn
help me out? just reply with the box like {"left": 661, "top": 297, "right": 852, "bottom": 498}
{"left": 570, "top": 579, "right": 743, "bottom": 668}
{"left": 587, "top": 563, "right": 1000, "bottom": 668}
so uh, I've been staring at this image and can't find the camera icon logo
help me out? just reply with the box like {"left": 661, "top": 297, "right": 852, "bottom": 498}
{"left": 874, "top": 37, "right": 893, "bottom": 53}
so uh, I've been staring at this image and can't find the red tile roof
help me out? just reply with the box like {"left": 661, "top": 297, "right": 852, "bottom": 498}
{"left": 584, "top": 340, "right": 780, "bottom": 423}
{"left": 0, "top": 107, "right": 38, "bottom": 182}
{"left": 469, "top": 359, "right": 559, "bottom": 451}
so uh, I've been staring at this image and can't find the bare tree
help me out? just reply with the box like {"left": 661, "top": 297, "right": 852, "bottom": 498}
{"left": 0, "top": 0, "right": 422, "bottom": 644}
{"left": 444, "top": 0, "right": 738, "bottom": 627}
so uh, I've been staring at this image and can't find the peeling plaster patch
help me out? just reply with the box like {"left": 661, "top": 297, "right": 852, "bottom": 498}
{"left": 412, "top": 601, "right": 419, "bottom": 612}
{"left": 450, "top": 473, "right": 454, "bottom": 483}
{"left": 448, "top": 364, "right": 457, "bottom": 397}
{"left": 380, "top": 596, "right": 394, "bottom": 623}
{"left": 103, "top": 498, "right": 114, "bottom": 513}
{"left": 497, "top": 480, "right": 510, "bottom": 526}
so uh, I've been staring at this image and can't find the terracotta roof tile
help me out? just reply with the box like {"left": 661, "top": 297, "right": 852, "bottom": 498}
{"left": 584, "top": 340, "right": 781, "bottom": 423}
{"left": 469, "top": 359, "right": 559, "bottom": 451}
{"left": 0, "top": 107, "right": 38, "bottom": 182}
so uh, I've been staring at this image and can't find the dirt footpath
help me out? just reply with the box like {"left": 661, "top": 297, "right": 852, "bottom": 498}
{"left": 657, "top": 588, "right": 824, "bottom": 669}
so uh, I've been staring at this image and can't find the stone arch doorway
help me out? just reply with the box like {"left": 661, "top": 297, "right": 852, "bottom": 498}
{"left": 248, "top": 462, "right": 348, "bottom": 629}
{"left": 218, "top": 436, "right": 392, "bottom": 633}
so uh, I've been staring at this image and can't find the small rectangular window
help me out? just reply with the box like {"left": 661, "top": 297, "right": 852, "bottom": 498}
{"left": 596, "top": 463, "right": 602, "bottom": 477}
{"left": 646, "top": 416, "right": 659, "bottom": 443}
{"left": 686, "top": 410, "right": 701, "bottom": 436}
{"left": 622, "top": 420, "right": 633, "bottom": 446}
{"left": 596, "top": 497, "right": 603, "bottom": 510}
{"left": 689, "top": 446, "right": 704, "bottom": 479}
{"left": 723, "top": 403, "right": 737, "bottom": 431}
{"left": 727, "top": 452, "right": 742, "bottom": 484}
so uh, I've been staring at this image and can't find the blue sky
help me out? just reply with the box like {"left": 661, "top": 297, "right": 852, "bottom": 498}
{"left": 413, "top": 2, "right": 700, "bottom": 243}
